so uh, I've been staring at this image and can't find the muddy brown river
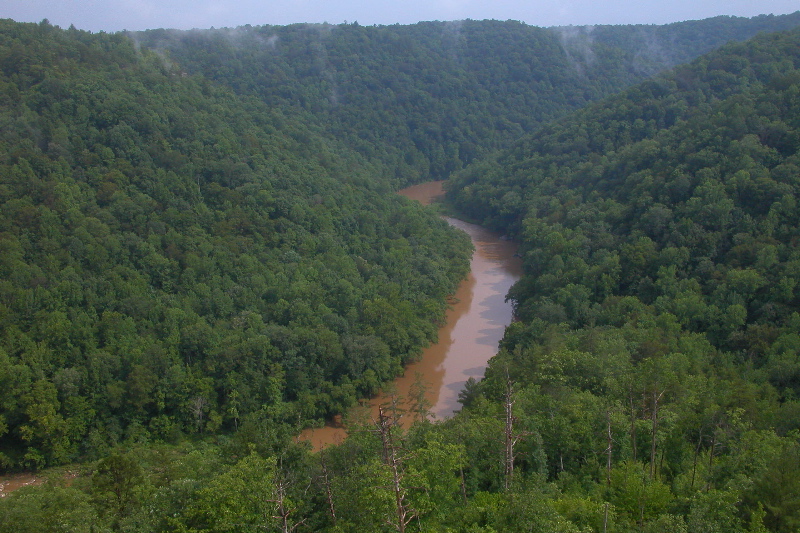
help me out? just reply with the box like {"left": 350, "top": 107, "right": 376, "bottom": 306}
{"left": 299, "top": 181, "right": 522, "bottom": 449}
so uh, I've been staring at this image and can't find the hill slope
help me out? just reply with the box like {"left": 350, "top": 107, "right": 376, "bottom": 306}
{"left": 133, "top": 13, "right": 800, "bottom": 185}
{"left": 448, "top": 27, "right": 800, "bottom": 346}
{"left": 443, "top": 25, "right": 800, "bottom": 530}
{"left": 0, "top": 19, "right": 471, "bottom": 468}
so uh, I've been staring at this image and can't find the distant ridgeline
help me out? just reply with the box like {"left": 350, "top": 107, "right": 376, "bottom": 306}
{"left": 133, "top": 13, "right": 800, "bottom": 185}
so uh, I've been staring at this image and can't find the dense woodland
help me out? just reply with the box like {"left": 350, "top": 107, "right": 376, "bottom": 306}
{"left": 133, "top": 13, "right": 800, "bottom": 184}
{"left": 2, "top": 12, "right": 800, "bottom": 533}
{"left": 0, "top": 19, "right": 472, "bottom": 468}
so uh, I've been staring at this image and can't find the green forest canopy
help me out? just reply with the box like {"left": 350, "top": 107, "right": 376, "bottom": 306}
{"left": 133, "top": 13, "right": 800, "bottom": 185}
{"left": 2, "top": 13, "right": 800, "bottom": 533}
{"left": 0, "top": 19, "right": 472, "bottom": 468}
{"left": 445, "top": 25, "right": 800, "bottom": 533}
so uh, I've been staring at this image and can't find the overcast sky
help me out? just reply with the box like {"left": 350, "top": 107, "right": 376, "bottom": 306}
{"left": 2, "top": 0, "right": 798, "bottom": 33}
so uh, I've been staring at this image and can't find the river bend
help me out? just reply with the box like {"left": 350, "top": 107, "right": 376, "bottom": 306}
{"left": 300, "top": 181, "right": 521, "bottom": 449}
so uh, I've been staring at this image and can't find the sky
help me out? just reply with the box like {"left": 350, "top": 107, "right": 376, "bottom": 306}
{"left": 1, "top": 0, "right": 798, "bottom": 33}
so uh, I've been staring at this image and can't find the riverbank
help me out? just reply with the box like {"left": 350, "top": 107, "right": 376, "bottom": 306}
{"left": 298, "top": 182, "right": 522, "bottom": 450}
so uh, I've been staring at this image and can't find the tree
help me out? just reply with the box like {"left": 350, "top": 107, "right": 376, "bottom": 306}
{"left": 182, "top": 451, "right": 279, "bottom": 532}
{"left": 90, "top": 453, "right": 146, "bottom": 529}
{"left": 746, "top": 442, "right": 800, "bottom": 533}
{"left": 0, "top": 485, "right": 100, "bottom": 533}
{"left": 610, "top": 461, "right": 673, "bottom": 528}
{"left": 375, "top": 406, "right": 415, "bottom": 533}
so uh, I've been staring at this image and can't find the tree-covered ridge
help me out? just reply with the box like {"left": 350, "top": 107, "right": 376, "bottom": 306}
{"left": 132, "top": 13, "right": 800, "bottom": 185}
{"left": 0, "top": 19, "right": 472, "bottom": 469}
{"left": 436, "top": 27, "right": 800, "bottom": 531}
{"left": 448, "top": 27, "right": 800, "bottom": 340}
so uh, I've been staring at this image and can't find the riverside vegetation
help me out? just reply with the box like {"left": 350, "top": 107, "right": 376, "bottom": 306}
{"left": 2, "top": 13, "right": 800, "bottom": 532}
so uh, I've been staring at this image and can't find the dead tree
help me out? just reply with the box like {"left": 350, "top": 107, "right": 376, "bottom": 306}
{"left": 377, "top": 403, "right": 394, "bottom": 465}
{"left": 318, "top": 452, "right": 337, "bottom": 526}
{"left": 503, "top": 375, "right": 531, "bottom": 491}
{"left": 268, "top": 467, "right": 305, "bottom": 533}
{"left": 605, "top": 410, "right": 613, "bottom": 487}
{"left": 376, "top": 406, "right": 416, "bottom": 533}
{"left": 504, "top": 379, "right": 517, "bottom": 490}
{"left": 649, "top": 389, "right": 666, "bottom": 480}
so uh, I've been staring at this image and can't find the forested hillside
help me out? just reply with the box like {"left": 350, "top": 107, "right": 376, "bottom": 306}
{"left": 0, "top": 19, "right": 471, "bottom": 469}
{"left": 2, "top": 13, "right": 800, "bottom": 533}
{"left": 133, "top": 13, "right": 800, "bottom": 185}
{"left": 448, "top": 27, "right": 800, "bottom": 349}
{"left": 443, "top": 26, "right": 800, "bottom": 532}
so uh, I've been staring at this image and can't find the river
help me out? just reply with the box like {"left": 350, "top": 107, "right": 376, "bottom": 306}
{"left": 299, "top": 181, "right": 522, "bottom": 449}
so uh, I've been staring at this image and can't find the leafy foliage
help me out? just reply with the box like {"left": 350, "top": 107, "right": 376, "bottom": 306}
{"left": 3, "top": 12, "right": 800, "bottom": 533}
{"left": 0, "top": 19, "right": 471, "bottom": 468}
{"left": 442, "top": 25, "right": 800, "bottom": 533}
{"left": 132, "top": 13, "right": 800, "bottom": 185}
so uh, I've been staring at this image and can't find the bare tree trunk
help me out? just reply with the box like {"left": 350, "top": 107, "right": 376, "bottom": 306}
{"left": 504, "top": 380, "right": 516, "bottom": 491}
{"left": 650, "top": 390, "right": 665, "bottom": 480}
{"left": 378, "top": 405, "right": 393, "bottom": 465}
{"left": 377, "top": 407, "right": 415, "bottom": 533}
{"left": 270, "top": 472, "right": 305, "bottom": 533}
{"left": 319, "top": 453, "right": 337, "bottom": 525}
{"left": 460, "top": 467, "right": 468, "bottom": 505}
{"left": 391, "top": 455, "right": 409, "bottom": 533}
{"left": 606, "top": 410, "right": 613, "bottom": 487}
{"left": 628, "top": 386, "right": 637, "bottom": 463}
